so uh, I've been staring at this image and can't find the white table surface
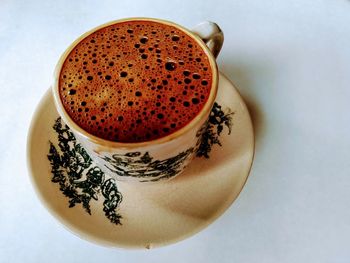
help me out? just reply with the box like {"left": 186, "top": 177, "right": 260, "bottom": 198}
{"left": 1, "top": 0, "right": 350, "bottom": 262}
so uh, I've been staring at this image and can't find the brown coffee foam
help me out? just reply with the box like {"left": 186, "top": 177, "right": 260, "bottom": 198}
{"left": 59, "top": 20, "right": 212, "bottom": 142}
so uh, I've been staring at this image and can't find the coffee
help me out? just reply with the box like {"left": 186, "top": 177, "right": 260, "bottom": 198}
{"left": 59, "top": 20, "right": 213, "bottom": 142}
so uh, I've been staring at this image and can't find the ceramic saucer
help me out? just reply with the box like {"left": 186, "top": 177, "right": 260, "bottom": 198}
{"left": 27, "top": 73, "right": 254, "bottom": 249}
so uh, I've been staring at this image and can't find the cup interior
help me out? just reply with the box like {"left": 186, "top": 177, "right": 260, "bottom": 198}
{"left": 52, "top": 17, "right": 219, "bottom": 148}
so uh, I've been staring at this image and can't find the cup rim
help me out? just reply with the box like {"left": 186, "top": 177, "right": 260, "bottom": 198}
{"left": 52, "top": 17, "right": 219, "bottom": 149}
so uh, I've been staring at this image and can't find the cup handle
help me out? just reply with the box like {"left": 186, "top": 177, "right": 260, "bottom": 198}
{"left": 191, "top": 21, "right": 224, "bottom": 58}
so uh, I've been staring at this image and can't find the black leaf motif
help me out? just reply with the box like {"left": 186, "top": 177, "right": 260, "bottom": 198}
{"left": 102, "top": 178, "right": 123, "bottom": 224}
{"left": 196, "top": 102, "right": 234, "bottom": 158}
{"left": 47, "top": 117, "right": 123, "bottom": 225}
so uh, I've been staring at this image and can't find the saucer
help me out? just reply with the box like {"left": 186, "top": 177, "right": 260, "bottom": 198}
{"left": 27, "top": 73, "right": 254, "bottom": 249}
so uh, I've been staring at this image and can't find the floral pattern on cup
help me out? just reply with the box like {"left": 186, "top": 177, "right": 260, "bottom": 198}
{"left": 47, "top": 102, "right": 233, "bottom": 224}
{"left": 101, "top": 149, "right": 195, "bottom": 183}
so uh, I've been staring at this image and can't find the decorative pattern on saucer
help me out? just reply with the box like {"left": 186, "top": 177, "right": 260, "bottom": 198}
{"left": 47, "top": 118, "right": 123, "bottom": 225}
{"left": 47, "top": 102, "right": 233, "bottom": 225}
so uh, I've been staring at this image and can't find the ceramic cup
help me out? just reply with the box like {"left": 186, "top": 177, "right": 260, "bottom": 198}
{"left": 52, "top": 18, "right": 224, "bottom": 183}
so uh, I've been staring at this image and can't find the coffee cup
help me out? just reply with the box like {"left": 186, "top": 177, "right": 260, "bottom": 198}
{"left": 52, "top": 17, "right": 223, "bottom": 183}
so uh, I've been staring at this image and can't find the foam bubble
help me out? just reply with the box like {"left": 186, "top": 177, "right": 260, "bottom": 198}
{"left": 165, "top": 61, "right": 176, "bottom": 71}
